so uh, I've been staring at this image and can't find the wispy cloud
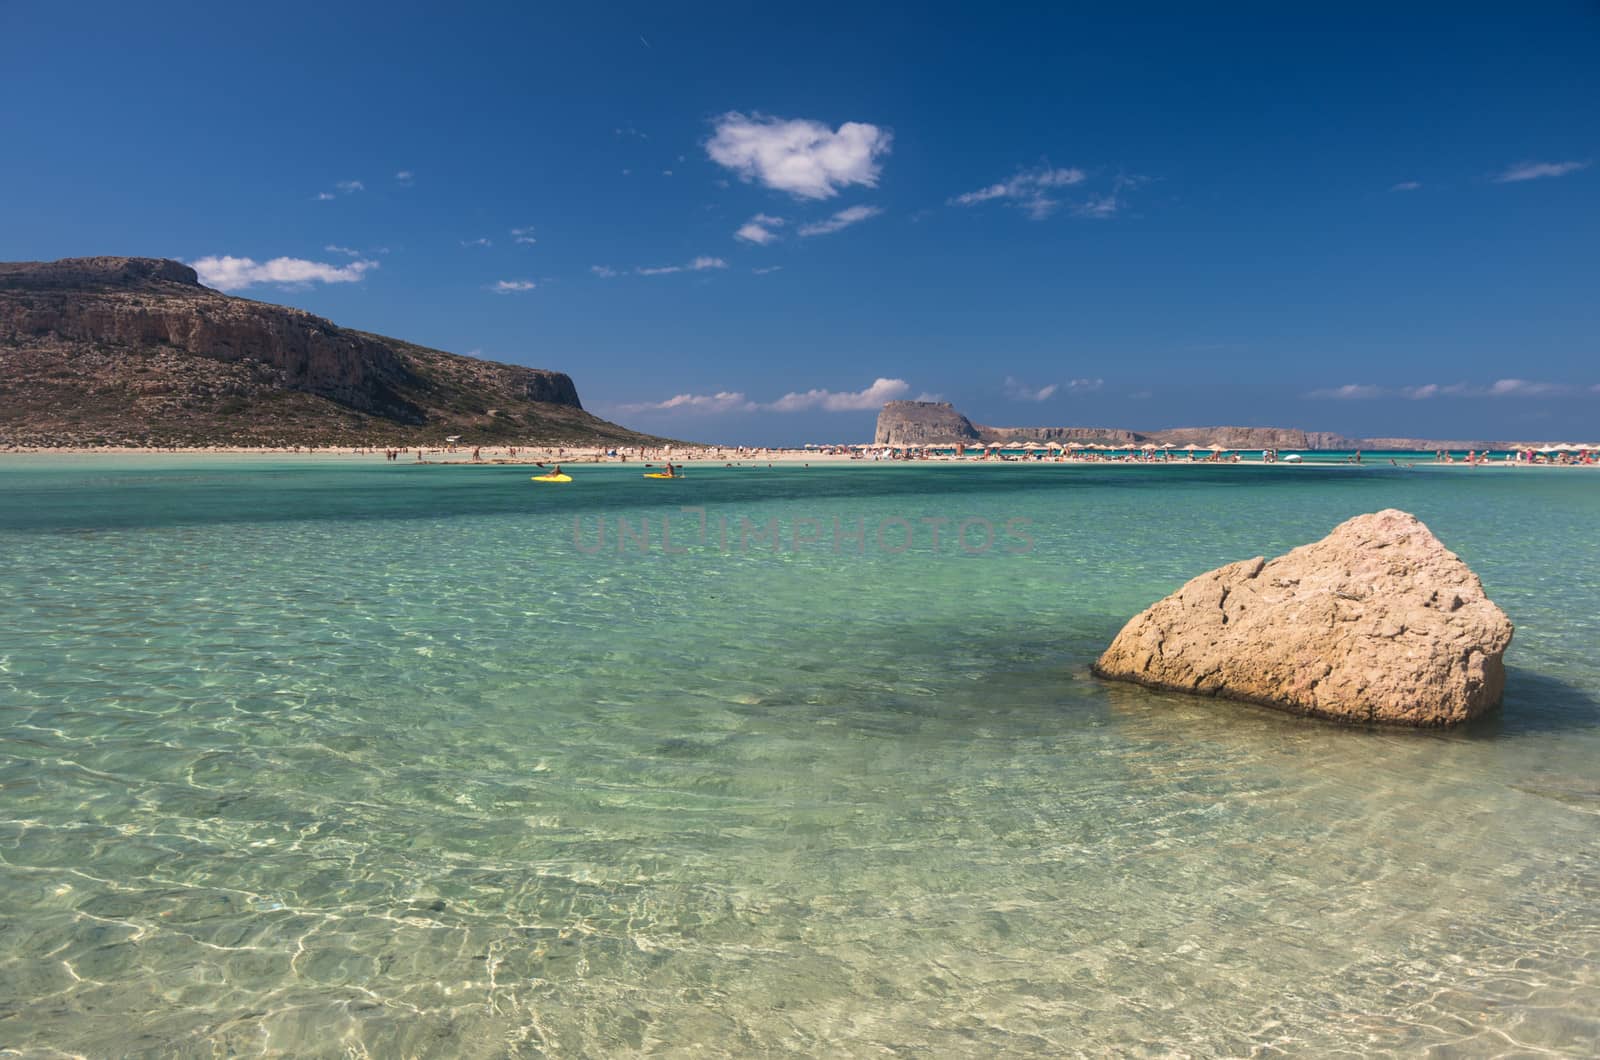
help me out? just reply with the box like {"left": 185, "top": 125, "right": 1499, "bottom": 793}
{"left": 1003, "top": 377, "right": 1058, "bottom": 402}
{"left": 1486, "top": 378, "right": 1570, "bottom": 397}
{"left": 1493, "top": 160, "right": 1590, "bottom": 183}
{"left": 461, "top": 237, "right": 493, "bottom": 248}
{"left": 1068, "top": 377, "right": 1104, "bottom": 393}
{"left": 767, "top": 377, "right": 908, "bottom": 412}
{"left": 191, "top": 255, "right": 378, "bottom": 291}
{"left": 707, "top": 112, "right": 892, "bottom": 199}
{"left": 1309, "top": 379, "right": 1579, "bottom": 399}
{"left": 490, "top": 280, "right": 536, "bottom": 293}
{"left": 617, "top": 391, "right": 756, "bottom": 414}
{"left": 1308, "top": 384, "right": 1397, "bottom": 400}
{"left": 619, "top": 378, "right": 911, "bottom": 416}
{"left": 636, "top": 256, "right": 727, "bottom": 276}
{"left": 335, "top": 180, "right": 365, "bottom": 194}
{"left": 735, "top": 213, "right": 785, "bottom": 245}
{"left": 324, "top": 244, "right": 361, "bottom": 257}
{"left": 752, "top": 265, "right": 783, "bottom": 275}
{"left": 591, "top": 265, "right": 620, "bottom": 278}
{"left": 1390, "top": 181, "right": 1422, "bottom": 192}
{"left": 798, "top": 204, "right": 882, "bottom": 237}
{"left": 950, "top": 166, "right": 1087, "bottom": 220}
{"left": 395, "top": 170, "right": 414, "bottom": 185}
{"left": 314, "top": 192, "right": 336, "bottom": 201}
{"left": 1074, "top": 195, "right": 1121, "bottom": 218}
{"left": 510, "top": 226, "right": 537, "bottom": 245}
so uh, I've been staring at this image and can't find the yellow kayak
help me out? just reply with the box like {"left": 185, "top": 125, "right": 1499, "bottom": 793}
{"left": 643, "top": 473, "right": 680, "bottom": 479}
{"left": 531, "top": 473, "right": 572, "bottom": 483}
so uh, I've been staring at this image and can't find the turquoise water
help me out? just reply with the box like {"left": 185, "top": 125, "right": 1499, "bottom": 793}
{"left": 2, "top": 458, "right": 1597, "bottom": 1056}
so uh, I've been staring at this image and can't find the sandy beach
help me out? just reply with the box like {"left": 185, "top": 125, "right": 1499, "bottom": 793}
{"left": 2, "top": 442, "right": 1594, "bottom": 468}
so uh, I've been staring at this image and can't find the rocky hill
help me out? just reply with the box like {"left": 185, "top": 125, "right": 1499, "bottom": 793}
{"left": 874, "top": 400, "right": 1518, "bottom": 451}
{"left": 0, "top": 256, "right": 669, "bottom": 448}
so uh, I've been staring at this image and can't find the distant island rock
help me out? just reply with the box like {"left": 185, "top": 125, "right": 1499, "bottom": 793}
{"left": 873, "top": 400, "right": 1530, "bottom": 451}
{"left": 0, "top": 256, "right": 669, "bottom": 447}
{"left": 1092, "top": 510, "right": 1514, "bottom": 727}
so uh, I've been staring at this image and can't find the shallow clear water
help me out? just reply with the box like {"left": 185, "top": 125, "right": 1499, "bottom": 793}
{"left": 1, "top": 458, "right": 1597, "bottom": 1056}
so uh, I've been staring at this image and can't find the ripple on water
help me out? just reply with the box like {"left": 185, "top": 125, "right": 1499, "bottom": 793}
{"left": 0, "top": 460, "right": 1597, "bottom": 1055}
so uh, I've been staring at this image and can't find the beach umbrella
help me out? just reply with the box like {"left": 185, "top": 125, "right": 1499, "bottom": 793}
{"left": 1159, "top": 442, "right": 1177, "bottom": 450}
{"left": 1140, "top": 443, "right": 1157, "bottom": 450}
{"left": 1537, "top": 445, "right": 1559, "bottom": 454}
{"left": 1182, "top": 443, "right": 1202, "bottom": 451}
{"left": 1208, "top": 443, "right": 1226, "bottom": 451}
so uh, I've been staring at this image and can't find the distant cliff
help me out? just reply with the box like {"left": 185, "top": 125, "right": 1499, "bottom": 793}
{"left": 0, "top": 257, "right": 668, "bottom": 447}
{"left": 873, "top": 402, "right": 1329, "bottom": 448}
{"left": 873, "top": 401, "right": 1520, "bottom": 451}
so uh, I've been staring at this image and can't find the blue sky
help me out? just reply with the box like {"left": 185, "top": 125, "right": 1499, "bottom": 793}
{"left": 3, "top": 1, "right": 1596, "bottom": 443}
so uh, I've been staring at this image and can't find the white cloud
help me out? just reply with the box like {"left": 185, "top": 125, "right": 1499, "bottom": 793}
{"left": 636, "top": 256, "right": 727, "bottom": 276}
{"left": 616, "top": 378, "right": 914, "bottom": 416}
{"left": 1391, "top": 181, "right": 1422, "bottom": 192}
{"left": 336, "top": 180, "right": 365, "bottom": 194}
{"left": 798, "top": 204, "right": 882, "bottom": 237}
{"left": 461, "top": 237, "right": 493, "bottom": 248}
{"left": 591, "top": 265, "right": 620, "bottom": 278}
{"left": 510, "top": 226, "right": 537, "bottom": 245}
{"left": 324, "top": 244, "right": 361, "bottom": 257}
{"left": 707, "top": 112, "right": 891, "bottom": 199}
{"left": 1068, "top": 377, "right": 1104, "bottom": 393}
{"left": 1004, "top": 377, "right": 1059, "bottom": 402}
{"left": 766, "top": 377, "right": 909, "bottom": 412}
{"left": 314, "top": 192, "right": 336, "bottom": 201}
{"left": 191, "top": 255, "right": 378, "bottom": 291}
{"left": 735, "top": 213, "right": 785, "bottom": 244}
{"left": 395, "top": 170, "right": 414, "bottom": 185}
{"left": 951, "top": 166, "right": 1087, "bottom": 220}
{"left": 1487, "top": 378, "right": 1569, "bottom": 397}
{"left": 1074, "top": 195, "right": 1121, "bottom": 219}
{"left": 1308, "top": 384, "right": 1389, "bottom": 400}
{"left": 1310, "top": 380, "right": 1576, "bottom": 399}
{"left": 490, "top": 280, "right": 536, "bottom": 293}
{"left": 1493, "top": 160, "right": 1590, "bottom": 183}
{"left": 618, "top": 391, "right": 756, "bottom": 414}
{"left": 752, "top": 265, "right": 783, "bottom": 275}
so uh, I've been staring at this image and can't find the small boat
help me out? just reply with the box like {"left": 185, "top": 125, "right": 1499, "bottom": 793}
{"left": 642, "top": 472, "right": 679, "bottom": 479}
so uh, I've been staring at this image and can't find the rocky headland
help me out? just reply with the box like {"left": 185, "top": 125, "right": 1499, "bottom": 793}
{"left": 1092, "top": 510, "right": 1515, "bottom": 726}
{"left": 874, "top": 400, "right": 1532, "bottom": 451}
{"left": 0, "top": 257, "right": 669, "bottom": 448}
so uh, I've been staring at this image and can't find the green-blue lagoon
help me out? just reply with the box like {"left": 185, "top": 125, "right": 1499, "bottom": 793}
{"left": 2, "top": 458, "right": 1597, "bottom": 1055}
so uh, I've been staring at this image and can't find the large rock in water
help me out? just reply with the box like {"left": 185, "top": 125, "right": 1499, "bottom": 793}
{"left": 1092, "top": 510, "right": 1514, "bottom": 726}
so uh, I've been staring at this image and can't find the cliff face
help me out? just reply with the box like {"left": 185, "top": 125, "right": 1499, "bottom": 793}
{"left": 871, "top": 401, "right": 1494, "bottom": 451}
{"left": 0, "top": 257, "right": 660, "bottom": 447}
{"left": 2, "top": 258, "right": 425, "bottom": 422}
{"left": 980, "top": 425, "right": 1145, "bottom": 445}
{"left": 874, "top": 401, "right": 982, "bottom": 445}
